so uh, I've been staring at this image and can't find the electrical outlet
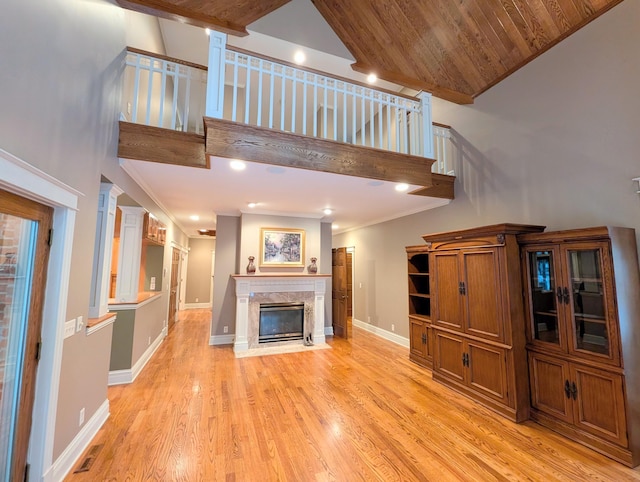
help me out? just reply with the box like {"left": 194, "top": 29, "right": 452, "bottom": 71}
{"left": 392, "top": 324, "right": 395, "bottom": 332}
{"left": 195, "top": 297, "right": 199, "bottom": 302}
{"left": 223, "top": 325, "right": 228, "bottom": 333}
{"left": 367, "top": 316, "right": 371, "bottom": 323}
{"left": 76, "top": 315, "right": 84, "bottom": 333}
{"left": 64, "top": 319, "right": 75, "bottom": 339}
{"left": 148, "top": 336, "right": 151, "bottom": 346}
{"left": 359, "top": 282, "right": 363, "bottom": 288}
{"left": 79, "top": 408, "right": 85, "bottom": 426}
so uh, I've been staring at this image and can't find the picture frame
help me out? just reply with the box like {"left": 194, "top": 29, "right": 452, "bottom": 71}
{"left": 260, "top": 227, "right": 305, "bottom": 267}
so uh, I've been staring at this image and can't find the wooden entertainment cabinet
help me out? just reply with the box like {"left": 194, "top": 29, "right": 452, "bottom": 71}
{"left": 407, "top": 223, "right": 640, "bottom": 466}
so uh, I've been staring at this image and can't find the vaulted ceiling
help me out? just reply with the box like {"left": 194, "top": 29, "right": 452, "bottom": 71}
{"left": 116, "top": 0, "right": 623, "bottom": 104}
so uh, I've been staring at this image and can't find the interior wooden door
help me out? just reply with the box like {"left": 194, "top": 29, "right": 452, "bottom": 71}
{"left": 0, "top": 189, "right": 52, "bottom": 482}
{"left": 168, "top": 247, "right": 180, "bottom": 329}
{"left": 332, "top": 247, "right": 348, "bottom": 338}
{"left": 462, "top": 248, "right": 503, "bottom": 342}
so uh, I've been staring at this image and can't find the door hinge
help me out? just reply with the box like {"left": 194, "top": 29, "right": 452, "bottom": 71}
{"left": 35, "top": 341, "right": 42, "bottom": 361}
{"left": 47, "top": 228, "right": 54, "bottom": 247}
{"left": 24, "top": 463, "right": 30, "bottom": 482}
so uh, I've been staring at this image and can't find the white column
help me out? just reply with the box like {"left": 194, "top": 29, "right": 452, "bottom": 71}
{"left": 313, "top": 279, "right": 327, "bottom": 344}
{"left": 234, "top": 279, "right": 250, "bottom": 352}
{"left": 206, "top": 30, "right": 227, "bottom": 119}
{"left": 115, "top": 206, "right": 145, "bottom": 303}
{"left": 89, "top": 182, "right": 123, "bottom": 317}
{"left": 419, "top": 91, "right": 434, "bottom": 159}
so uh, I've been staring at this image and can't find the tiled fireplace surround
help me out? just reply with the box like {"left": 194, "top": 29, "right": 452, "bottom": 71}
{"left": 231, "top": 274, "right": 331, "bottom": 354}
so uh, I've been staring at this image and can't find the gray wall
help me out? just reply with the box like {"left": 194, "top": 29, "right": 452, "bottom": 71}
{"left": 0, "top": 0, "right": 189, "bottom": 462}
{"left": 212, "top": 216, "right": 240, "bottom": 338}
{"left": 186, "top": 237, "right": 216, "bottom": 304}
{"left": 333, "top": 1, "right": 640, "bottom": 339}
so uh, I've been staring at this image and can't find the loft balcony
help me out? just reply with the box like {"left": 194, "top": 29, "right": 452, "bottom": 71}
{"left": 118, "top": 37, "right": 455, "bottom": 198}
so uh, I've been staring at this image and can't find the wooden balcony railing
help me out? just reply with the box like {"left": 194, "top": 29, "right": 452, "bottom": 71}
{"left": 123, "top": 45, "right": 454, "bottom": 175}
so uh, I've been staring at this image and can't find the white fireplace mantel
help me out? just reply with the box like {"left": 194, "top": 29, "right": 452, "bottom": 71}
{"left": 231, "top": 274, "right": 330, "bottom": 353}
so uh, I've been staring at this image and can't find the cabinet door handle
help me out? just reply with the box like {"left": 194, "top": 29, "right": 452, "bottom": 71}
{"left": 459, "top": 282, "right": 466, "bottom": 295}
{"left": 564, "top": 380, "right": 571, "bottom": 399}
{"left": 462, "top": 353, "right": 466, "bottom": 366}
{"left": 422, "top": 333, "right": 427, "bottom": 345}
{"left": 556, "top": 287, "right": 563, "bottom": 304}
{"left": 571, "top": 382, "right": 578, "bottom": 400}
{"left": 563, "top": 287, "right": 570, "bottom": 305}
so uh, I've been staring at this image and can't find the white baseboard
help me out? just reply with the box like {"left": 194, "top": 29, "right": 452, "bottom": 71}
{"left": 49, "top": 399, "right": 109, "bottom": 482}
{"left": 324, "top": 326, "right": 334, "bottom": 336}
{"left": 108, "top": 331, "right": 164, "bottom": 385}
{"left": 353, "top": 318, "right": 409, "bottom": 348}
{"left": 184, "top": 302, "right": 212, "bottom": 309}
{"left": 210, "top": 334, "right": 234, "bottom": 345}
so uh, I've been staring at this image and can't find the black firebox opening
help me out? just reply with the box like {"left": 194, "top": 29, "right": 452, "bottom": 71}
{"left": 259, "top": 302, "right": 304, "bottom": 343}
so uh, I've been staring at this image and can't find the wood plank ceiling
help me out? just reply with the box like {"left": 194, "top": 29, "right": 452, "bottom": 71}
{"left": 116, "top": 0, "right": 623, "bottom": 103}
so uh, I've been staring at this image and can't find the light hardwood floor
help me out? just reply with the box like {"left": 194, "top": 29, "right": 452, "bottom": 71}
{"left": 66, "top": 309, "right": 640, "bottom": 481}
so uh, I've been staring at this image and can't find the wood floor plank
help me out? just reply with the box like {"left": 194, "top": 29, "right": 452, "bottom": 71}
{"left": 66, "top": 309, "right": 640, "bottom": 481}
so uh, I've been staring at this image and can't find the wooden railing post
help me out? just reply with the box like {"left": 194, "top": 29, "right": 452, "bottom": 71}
{"left": 206, "top": 30, "right": 227, "bottom": 119}
{"left": 419, "top": 92, "right": 434, "bottom": 159}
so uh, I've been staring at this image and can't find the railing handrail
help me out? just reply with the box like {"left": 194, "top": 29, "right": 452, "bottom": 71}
{"left": 126, "top": 47, "right": 208, "bottom": 72}
{"left": 225, "top": 45, "right": 421, "bottom": 103}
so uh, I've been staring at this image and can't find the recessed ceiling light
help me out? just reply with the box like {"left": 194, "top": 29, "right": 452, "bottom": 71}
{"left": 190, "top": 215, "right": 200, "bottom": 221}
{"left": 205, "top": 28, "right": 211, "bottom": 36}
{"left": 323, "top": 208, "right": 332, "bottom": 215}
{"left": 294, "top": 50, "right": 306, "bottom": 64}
{"left": 332, "top": 224, "right": 339, "bottom": 230}
{"left": 198, "top": 229, "right": 207, "bottom": 233}
{"left": 395, "top": 183, "right": 409, "bottom": 192}
{"left": 248, "top": 202, "right": 258, "bottom": 208}
{"left": 367, "top": 73, "right": 377, "bottom": 83}
{"left": 230, "top": 160, "right": 246, "bottom": 171}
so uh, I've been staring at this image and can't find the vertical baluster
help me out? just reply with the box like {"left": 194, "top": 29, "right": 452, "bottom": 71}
{"left": 280, "top": 65, "right": 286, "bottom": 131}
{"left": 169, "top": 63, "right": 178, "bottom": 130}
{"left": 369, "top": 90, "right": 374, "bottom": 148}
{"left": 291, "top": 69, "right": 297, "bottom": 133}
{"left": 182, "top": 67, "right": 191, "bottom": 132}
{"left": 386, "top": 97, "right": 392, "bottom": 150}
{"left": 244, "top": 57, "right": 252, "bottom": 124}
{"left": 302, "top": 71, "right": 308, "bottom": 135}
{"left": 360, "top": 88, "right": 365, "bottom": 146}
{"left": 342, "top": 82, "right": 347, "bottom": 143}
{"left": 378, "top": 96, "right": 383, "bottom": 149}
{"left": 323, "top": 80, "right": 328, "bottom": 139}
{"left": 269, "top": 61, "right": 275, "bottom": 129}
{"left": 443, "top": 130, "right": 450, "bottom": 174}
{"left": 352, "top": 90, "right": 356, "bottom": 145}
{"left": 131, "top": 54, "right": 141, "bottom": 123}
{"left": 313, "top": 76, "right": 318, "bottom": 137}
{"left": 257, "top": 58, "right": 264, "bottom": 127}
{"left": 145, "top": 58, "right": 155, "bottom": 126}
{"left": 231, "top": 57, "right": 239, "bottom": 122}
{"left": 159, "top": 60, "right": 167, "bottom": 128}
{"left": 332, "top": 82, "right": 338, "bottom": 141}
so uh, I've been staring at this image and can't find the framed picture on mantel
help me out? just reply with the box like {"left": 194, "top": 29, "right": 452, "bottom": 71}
{"left": 260, "top": 227, "right": 305, "bottom": 267}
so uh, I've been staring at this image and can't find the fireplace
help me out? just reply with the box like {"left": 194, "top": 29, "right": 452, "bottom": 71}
{"left": 232, "top": 274, "right": 330, "bottom": 354}
{"left": 259, "top": 302, "right": 304, "bottom": 343}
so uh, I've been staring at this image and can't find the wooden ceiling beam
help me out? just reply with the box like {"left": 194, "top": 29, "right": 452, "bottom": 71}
{"left": 204, "top": 117, "right": 434, "bottom": 187}
{"left": 115, "top": 0, "right": 291, "bottom": 37}
{"left": 118, "top": 122, "right": 207, "bottom": 168}
{"left": 410, "top": 174, "right": 455, "bottom": 199}
{"left": 351, "top": 62, "right": 474, "bottom": 105}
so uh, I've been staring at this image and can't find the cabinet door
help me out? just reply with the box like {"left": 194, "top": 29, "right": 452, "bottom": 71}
{"left": 522, "top": 246, "right": 567, "bottom": 352}
{"left": 432, "top": 252, "right": 464, "bottom": 331}
{"left": 467, "top": 341, "right": 508, "bottom": 404}
{"left": 462, "top": 248, "right": 504, "bottom": 342}
{"left": 409, "top": 319, "right": 428, "bottom": 359}
{"left": 571, "top": 364, "right": 627, "bottom": 447}
{"left": 433, "top": 331, "right": 465, "bottom": 383}
{"left": 562, "top": 242, "right": 620, "bottom": 366}
{"left": 528, "top": 352, "right": 574, "bottom": 424}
